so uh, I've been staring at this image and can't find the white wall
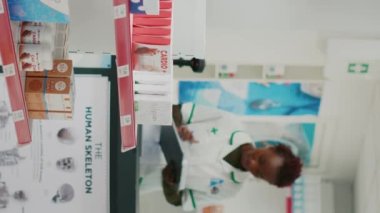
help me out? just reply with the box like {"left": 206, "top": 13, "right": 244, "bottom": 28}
{"left": 354, "top": 84, "right": 380, "bottom": 213}
{"left": 334, "top": 183, "right": 354, "bottom": 213}
{"left": 206, "top": 29, "right": 326, "bottom": 65}
{"left": 321, "top": 181, "right": 354, "bottom": 213}
{"left": 205, "top": 0, "right": 380, "bottom": 65}
{"left": 316, "top": 80, "right": 377, "bottom": 181}
{"left": 321, "top": 181, "right": 335, "bottom": 213}
{"left": 207, "top": 0, "right": 380, "bottom": 32}
{"left": 69, "top": 0, "right": 115, "bottom": 53}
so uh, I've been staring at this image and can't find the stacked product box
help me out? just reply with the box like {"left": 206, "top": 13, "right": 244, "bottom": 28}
{"left": 132, "top": 0, "right": 173, "bottom": 125}
{"left": 7, "top": 1, "right": 72, "bottom": 120}
{"left": 10, "top": 21, "right": 71, "bottom": 120}
{"left": 25, "top": 59, "right": 75, "bottom": 120}
{"left": 12, "top": 21, "right": 70, "bottom": 72}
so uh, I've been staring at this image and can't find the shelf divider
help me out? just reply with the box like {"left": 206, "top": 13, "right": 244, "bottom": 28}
{"left": 112, "top": 0, "right": 137, "bottom": 152}
{"left": 0, "top": 0, "right": 31, "bottom": 144}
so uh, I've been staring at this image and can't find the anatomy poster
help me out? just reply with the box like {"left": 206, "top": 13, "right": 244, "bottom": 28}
{"left": 0, "top": 75, "right": 110, "bottom": 213}
{"left": 0, "top": 76, "right": 16, "bottom": 144}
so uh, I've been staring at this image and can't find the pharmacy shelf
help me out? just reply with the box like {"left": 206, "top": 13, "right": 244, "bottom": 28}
{"left": 0, "top": 0, "right": 32, "bottom": 144}
{"left": 112, "top": 0, "right": 137, "bottom": 152}
{"left": 174, "top": 64, "right": 325, "bottom": 82}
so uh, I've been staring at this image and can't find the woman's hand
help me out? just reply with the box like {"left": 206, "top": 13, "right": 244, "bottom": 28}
{"left": 177, "top": 125, "right": 198, "bottom": 144}
{"left": 162, "top": 163, "right": 177, "bottom": 187}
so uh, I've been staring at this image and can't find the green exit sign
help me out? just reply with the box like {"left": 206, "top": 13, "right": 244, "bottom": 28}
{"left": 348, "top": 63, "right": 369, "bottom": 74}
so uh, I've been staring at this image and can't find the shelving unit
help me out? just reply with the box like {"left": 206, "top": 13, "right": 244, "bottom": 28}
{"left": 112, "top": 0, "right": 137, "bottom": 152}
{"left": 174, "top": 64, "right": 325, "bottom": 82}
{"left": 0, "top": 0, "right": 32, "bottom": 144}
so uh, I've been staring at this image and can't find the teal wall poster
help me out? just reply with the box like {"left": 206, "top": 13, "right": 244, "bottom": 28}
{"left": 179, "top": 81, "right": 323, "bottom": 116}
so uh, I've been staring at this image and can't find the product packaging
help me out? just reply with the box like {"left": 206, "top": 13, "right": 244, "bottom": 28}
{"left": 133, "top": 43, "right": 171, "bottom": 73}
{"left": 133, "top": 26, "right": 171, "bottom": 36}
{"left": 131, "top": 0, "right": 173, "bottom": 125}
{"left": 18, "top": 43, "right": 53, "bottom": 71}
{"left": 25, "top": 77, "right": 74, "bottom": 112}
{"left": 28, "top": 110, "right": 73, "bottom": 120}
{"left": 24, "top": 60, "right": 75, "bottom": 120}
{"left": 130, "top": 0, "right": 160, "bottom": 15}
{"left": 26, "top": 59, "right": 73, "bottom": 78}
{"left": 7, "top": 0, "right": 70, "bottom": 23}
{"left": 15, "top": 24, "right": 56, "bottom": 45}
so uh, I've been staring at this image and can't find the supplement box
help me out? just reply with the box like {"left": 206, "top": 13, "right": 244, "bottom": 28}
{"left": 28, "top": 110, "right": 73, "bottom": 120}
{"left": 26, "top": 59, "right": 73, "bottom": 78}
{"left": 25, "top": 77, "right": 74, "bottom": 112}
{"left": 133, "top": 43, "right": 171, "bottom": 73}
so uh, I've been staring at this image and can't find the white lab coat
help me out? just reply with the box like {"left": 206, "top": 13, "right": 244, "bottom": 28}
{"left": 179, "top": 103, "right": 255, "bottom": 211}
{"left": 139, "top": 125, "right": 167, "bottom": 194}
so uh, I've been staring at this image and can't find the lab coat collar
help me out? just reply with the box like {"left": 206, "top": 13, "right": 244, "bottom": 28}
{"left": 219, "top": 158, "right": 249, "bottom": 184}
{"left": 219, "top": 131, "right": 252, "bottom": 184}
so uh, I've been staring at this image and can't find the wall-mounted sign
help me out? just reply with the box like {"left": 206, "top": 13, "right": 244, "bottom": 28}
{"left": 347, "top": 63, "right": 369, "bottom": 74}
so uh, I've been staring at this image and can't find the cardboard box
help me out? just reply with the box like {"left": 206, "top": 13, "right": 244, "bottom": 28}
{"left": 24, "top": 59, "right": 75, "bottom": 119}
{"left": 133, "top": 43, "right": 171, "bottom": 73}
{"left": 25, "top": 77, "right": 74, "bottom": 112}
{"left": 26, "top": 101, "right": 73, "bottom": 112}
{"left": 26, "top": 60, "right": 73, "bottom": 78}
{"left": 28, "top": 110, "right": 73, "bottom": 120}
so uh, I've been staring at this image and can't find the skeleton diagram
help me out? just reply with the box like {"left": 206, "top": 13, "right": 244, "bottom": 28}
{"left": 0, "top": 148, "right": 25, "bottom": 167}
{"left": 0, "top": 179, "right": 27, "bottom": 209}
{"left": 0, "top": 101, "right": 12, "bottom": 129}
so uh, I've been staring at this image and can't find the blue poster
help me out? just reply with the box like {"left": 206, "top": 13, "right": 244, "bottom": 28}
{"left": 179, "top": 81, "right": 323, "bottom": 116}
{"left": 7, "top": 0, "right": 70, "bottom": 23}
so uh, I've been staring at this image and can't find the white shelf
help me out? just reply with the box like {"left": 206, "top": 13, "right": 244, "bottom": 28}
{"left": 175, "top": 64, "right": 325, "bottom": 82}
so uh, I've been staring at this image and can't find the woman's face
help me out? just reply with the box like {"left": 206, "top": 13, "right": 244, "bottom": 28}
{"left": 241, "top": 147, "right": 283, "bottom": 185}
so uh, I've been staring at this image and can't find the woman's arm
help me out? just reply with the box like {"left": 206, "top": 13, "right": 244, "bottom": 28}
{"left": 172, "top": 104, "right": 183, "bottom": 127}
{"left": 162, "top": 162, "right": 183, "bottom": 206}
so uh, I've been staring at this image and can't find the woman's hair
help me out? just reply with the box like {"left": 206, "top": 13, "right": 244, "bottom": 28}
{"left": 272, "top": 144, "right": 303, "bottom": 187}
